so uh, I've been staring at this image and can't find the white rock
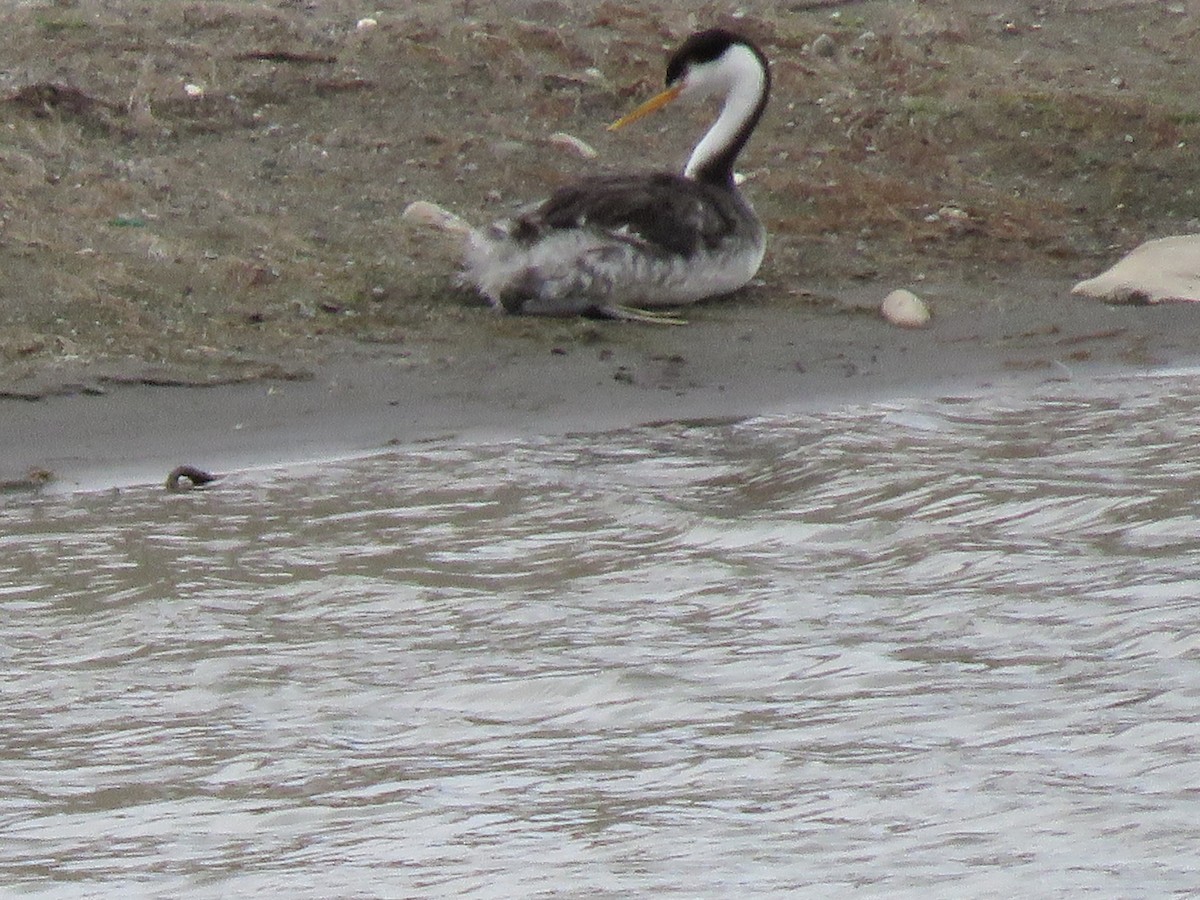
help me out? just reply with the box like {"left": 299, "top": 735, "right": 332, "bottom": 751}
{"left": 356, "top": 17, "right": 378, "bottom": 32}
{"left": 1072, "top": 235, "right": 1200, "bottom": 304}
{"left": 547, "top": 132, "right": 598, "bottom": 159}
{"left": 401, "top": 201, "right": 472, "bottom": 236}
{"left": 183, "top": 83, "right": 205, "bottom": 99}
{"left": 880, "top": 288, "right": 932, "bottom": 328}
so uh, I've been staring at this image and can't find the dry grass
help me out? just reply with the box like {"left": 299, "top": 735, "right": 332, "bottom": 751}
{"left": 1, "top": 0, "right": 1198, "bottom": 386}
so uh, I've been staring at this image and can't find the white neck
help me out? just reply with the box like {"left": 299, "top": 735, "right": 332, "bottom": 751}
{"left": 683, "top": 44, "right": 767, "bottom": 180}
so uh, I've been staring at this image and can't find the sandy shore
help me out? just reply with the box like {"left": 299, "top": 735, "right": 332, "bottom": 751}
{"left": 6, "top": 276, "right": 1199, "bottom": 493}
{"left": 4, "top": 0, "right": 1200, "bottom": 492}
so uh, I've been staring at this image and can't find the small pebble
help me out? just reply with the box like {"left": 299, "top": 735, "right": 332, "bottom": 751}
{"left": 810, "top": 33, "right": 836, "bottom": 58}
{"left": 356, "top": 17, "right": 378, "bottom": 33}
{"left": 880, "top": 288, "right": 932, "bottom": 328}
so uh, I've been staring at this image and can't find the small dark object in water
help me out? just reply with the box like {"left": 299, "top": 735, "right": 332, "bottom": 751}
{"left": 0, "top": 467, "right": 54, "bottom": 494}
{"left": 166, "top": 465, "right": 219, "bottom": 492}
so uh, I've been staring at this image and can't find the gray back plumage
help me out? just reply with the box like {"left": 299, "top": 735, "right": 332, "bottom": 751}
{"left": 513, "top": 173, "right": 753, "bottom": 258}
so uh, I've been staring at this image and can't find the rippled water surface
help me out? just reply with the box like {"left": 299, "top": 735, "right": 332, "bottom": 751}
{"left": 4, "top": 373, "right": 1200, "bottom": 897}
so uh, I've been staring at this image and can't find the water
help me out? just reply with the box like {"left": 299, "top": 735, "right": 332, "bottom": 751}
{"left": 3, "top": 372, "right": 1200, "bottom": 897}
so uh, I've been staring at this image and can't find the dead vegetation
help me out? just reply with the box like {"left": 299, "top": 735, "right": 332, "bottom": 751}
{"left": 1, "top": 0, "right": 1199, "bottom": 389}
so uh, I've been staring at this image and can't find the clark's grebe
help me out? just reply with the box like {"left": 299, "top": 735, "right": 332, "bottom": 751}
{"left": 465, "top": 28, "right": 770, "bottom": 320}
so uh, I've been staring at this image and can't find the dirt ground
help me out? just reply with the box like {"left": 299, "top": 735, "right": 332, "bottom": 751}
{"left": 1, "top": 0, "right": 1199, "bottom": 387}
{"left": 4, "top": 0, "right": 1200, "bottom": 488}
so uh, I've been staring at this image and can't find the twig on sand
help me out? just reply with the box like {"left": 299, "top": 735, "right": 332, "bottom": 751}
{"left": 234, "top": 50, "right": 338, "bottom": 64}
{"left": 787, "top": 0, "right": 864, "bottom": 10}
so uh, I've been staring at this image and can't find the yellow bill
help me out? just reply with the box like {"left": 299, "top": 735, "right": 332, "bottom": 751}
{"left": 607, "top": 83, "right": 684, "bottom": 131}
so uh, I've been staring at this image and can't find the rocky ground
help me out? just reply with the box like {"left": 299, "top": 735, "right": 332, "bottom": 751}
{"left": 2, "top": 0, "right": 1199, "bottom": 395}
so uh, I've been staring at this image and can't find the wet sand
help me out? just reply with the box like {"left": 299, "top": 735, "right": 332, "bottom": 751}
{"left": 6, "top": 278, "right": 1198, "bottom": 493}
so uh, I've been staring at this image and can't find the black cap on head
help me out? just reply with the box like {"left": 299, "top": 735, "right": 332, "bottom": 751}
{"left": 665, "top": 28, "right": 743, "bottom": 86}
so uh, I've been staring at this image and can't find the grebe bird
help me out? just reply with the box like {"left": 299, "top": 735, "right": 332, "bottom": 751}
{"left": 465, "top": 28, "right": 770, "bottom": 320}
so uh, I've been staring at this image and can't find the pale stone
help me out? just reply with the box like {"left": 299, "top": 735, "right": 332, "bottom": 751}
{"left": 401, "top": 201, "right": 471, "bottom": 236}
{"left": 880, "top": 288, "right": 932, "bottom": 327}
{"left": 1072, "top": 235, "right": 1200, "bottom": 304}
{"left": 547, "top": 132, "right": 598, "bottom": 160}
